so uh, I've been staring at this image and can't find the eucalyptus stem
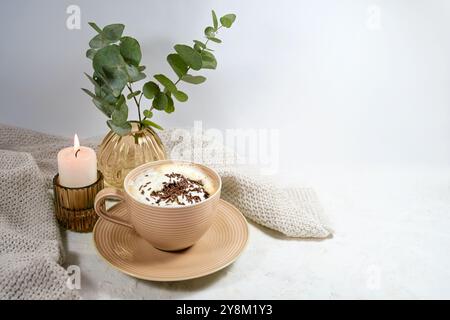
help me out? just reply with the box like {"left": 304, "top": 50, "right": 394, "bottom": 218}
{"left": 138, "top": 91, "right": 143, "bottom": 106}
{"left": 142, "top": 106, "right": 154, "bottom": 122}
{"left": 127, "top": 83, "right": 142, "bottom": 124}
{"left": 173, "top": 34, "right": 215, "bottom": 86}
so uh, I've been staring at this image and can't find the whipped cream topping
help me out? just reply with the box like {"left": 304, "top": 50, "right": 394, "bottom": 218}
{"left": 127, "top": 164, "right": 215, "bottom": 207}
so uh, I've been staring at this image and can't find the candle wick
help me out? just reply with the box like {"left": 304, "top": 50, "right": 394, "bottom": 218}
{"left": 75, "top": 149, "right": 81, "bottom": 158}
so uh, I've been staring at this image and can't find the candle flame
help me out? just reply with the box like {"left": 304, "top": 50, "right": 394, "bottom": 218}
{"left": 74, "top": 134, "right": 80, "bottom": 152}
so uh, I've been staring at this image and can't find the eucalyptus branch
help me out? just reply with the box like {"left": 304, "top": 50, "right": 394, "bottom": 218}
{"left": 172, "top": 29, "right": 222, "bottom": 95}
{"left": 82, "top": 11, "right": 236, "bottom": 136}
{"left": 138, "top": 91, "right": 143, "bottom": 106}
{"left": 172, "top": 27, "right": 221, "bottom": 87}
{"left": 127, "top": 83, "right": 142, "bottom": 124}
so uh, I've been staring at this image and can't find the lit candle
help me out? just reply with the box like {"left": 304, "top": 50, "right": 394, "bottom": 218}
{"left": 57, "top": 134, "right": 97, "bottom": 188}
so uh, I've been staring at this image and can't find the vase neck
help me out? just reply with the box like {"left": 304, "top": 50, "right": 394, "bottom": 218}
{"left": 129, "top": 121, "right": 145, "bottom": 134}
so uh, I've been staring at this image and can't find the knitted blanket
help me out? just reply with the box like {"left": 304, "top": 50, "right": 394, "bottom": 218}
{"left": 0, "top": 123, "right": 331, "bottom": 299}
{"left": 0, "top": 149, "right": 76, "bottom": 299}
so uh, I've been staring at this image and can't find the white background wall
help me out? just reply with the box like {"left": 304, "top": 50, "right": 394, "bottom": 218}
{"left": 1, "top": 0, "right": 449, "bottom": 172}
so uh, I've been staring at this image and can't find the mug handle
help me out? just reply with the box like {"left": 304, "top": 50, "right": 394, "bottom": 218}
{"left": 94, "top": 188, "right": 133, "bottom": 229}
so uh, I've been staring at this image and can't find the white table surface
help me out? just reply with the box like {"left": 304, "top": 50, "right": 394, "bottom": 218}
{"left": 62, "top": 165, "right": 450, "bottom": 299}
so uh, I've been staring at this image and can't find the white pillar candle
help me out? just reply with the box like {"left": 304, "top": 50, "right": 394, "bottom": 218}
{"left": 57, "top": 134, "right": 97, "bottom": 188}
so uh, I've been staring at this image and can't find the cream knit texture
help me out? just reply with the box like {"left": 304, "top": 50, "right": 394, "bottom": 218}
{"left": 0, "top": 148, "right": 77, "bottom": 299}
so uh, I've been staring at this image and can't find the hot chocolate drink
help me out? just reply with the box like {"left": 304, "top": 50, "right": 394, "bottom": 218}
{"left": 96, "top": 160, "right": 222, "bottom": 250}
{"left": 126, "top": 163, "right": 217, "bottom": 207}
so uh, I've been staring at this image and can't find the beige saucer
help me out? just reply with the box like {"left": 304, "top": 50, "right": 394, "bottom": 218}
{"left": 93, "top": 199, "right": 249, "bottom": 281}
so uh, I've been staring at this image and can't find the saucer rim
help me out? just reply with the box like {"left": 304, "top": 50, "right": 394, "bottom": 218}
{"left": 92, "top": 199, "right": 249, "bottom": 282}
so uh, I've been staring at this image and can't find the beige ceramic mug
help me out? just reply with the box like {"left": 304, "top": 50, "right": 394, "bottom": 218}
{"left": 94, "top": 160, "right": 222, "bottom": 251}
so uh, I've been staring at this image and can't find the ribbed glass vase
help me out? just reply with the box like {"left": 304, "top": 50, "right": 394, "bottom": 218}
{"left": 97, "top": 121, "right": 167, "bottom": 188}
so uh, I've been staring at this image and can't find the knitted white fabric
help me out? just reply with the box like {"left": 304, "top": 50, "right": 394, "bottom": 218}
{"left": 217, "top": 169, "right": 330, "bottom": 237}
{"left": 0, "top": 149, "right": 77, "bottom": 299}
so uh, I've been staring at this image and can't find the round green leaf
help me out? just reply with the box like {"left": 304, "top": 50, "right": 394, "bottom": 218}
{"left": 181, "top": 74, "right": 206, "bottom": 84}
{"left": 125, "top": 64, "right": 146, "bottom": 83}
{"left": 100, "top": 66, "right": 128, "bottom": 97}
{"left": 193, "top": 40, "right": 206, "bottom": 49}
{"left": 174, "top": 44, "right": 202, "bottom": 71}
{"left": 89, "top": 34, "right": 111, "bottom": 49}
{"left": 220, "top": 14, "right": 236, "bottom": 28}
{"left": 102, "top": 24, "right": 125, "bottom": 41}
{"left": 111, "top": 98, "right": 128, "bottom": 124}
{"left": 143, "top": 109, "right": 153, "bottom": 118}
{"left": 193, "top": 40, "right": 207, "bottom": 53}
{"left": 86, "top": 49, "right": 97, "bottom": 60}
{"left": 154, "top": 74, "right": 177, "bottom": 93}
{"left": 93, "top": 98, "right": 115, "bottom": 118}
{"left": 90, "top": 75, "right": 117, "bottom": 106}
{"left": 143, "top": 81, "right": 160, "bottom": 99}
{"left": 152, "top": 92, "right": 168, "bottom": 110}
{"left": 167, "top": 53, "right": 188, "bottom": 78}
{"left": 193, "top": 43, "right": 202, "bottom": 52}
{"left": 120, "top": 36, "right": 142, "bottom": 66}
{"left": 93, "top": 45, "right": 125, "bottom": 73}
{"left": 173, "top": 90, "right": 188, "bottom": 102}
{"left": 165, "top": 94, "right": 175, "bottom": 113}
{"left": 92, "top": 72, "right": 119, "bottom": 101}
{"left": 204, "top": 26, "right": 215, "bottom": 38}
{"left": 100, "top": 89, "right": 117, "bottom": 105}
{"left": 107, "top": 120, "right": 131, "bottom": 136}
{"left": 115, "top": 94, "right": 126, "bottom": 107}
{"left": 201, "top": 51, "right": 217, "bottom": 69}
{"left": 92, "top": 45, "right": 128, "bottom": 97}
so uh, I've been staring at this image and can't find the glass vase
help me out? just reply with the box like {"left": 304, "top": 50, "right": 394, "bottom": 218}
{"left": 97, "top": 121, "right": 167, "bottom": 188}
